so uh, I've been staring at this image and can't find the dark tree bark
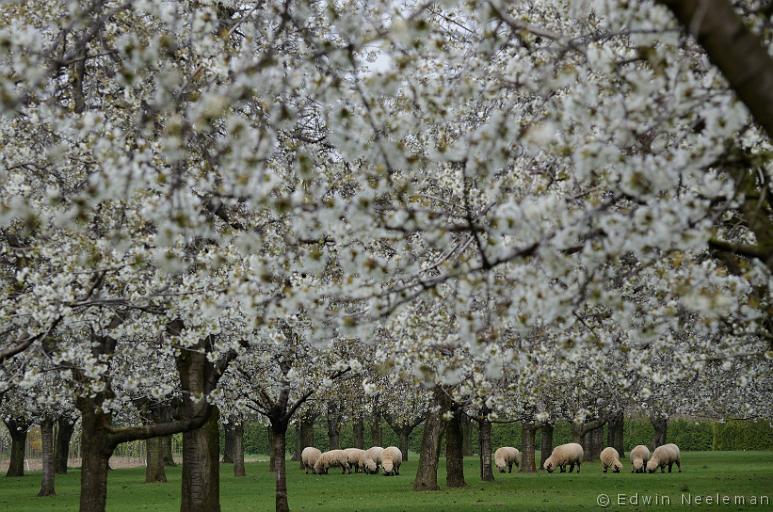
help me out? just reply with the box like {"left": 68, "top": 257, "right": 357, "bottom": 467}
{"left": 268, "top": 426, "right": 277, "bottom": 472}
{"left": 3, "top": 418, "right": 30, "bottom": 477}
{"left": 38, "top": 419, "right": 56, "bottom": 496}
{"left": 298, "top": 416, "right": 315, "bottom": 470}
{"left": 232, "top": 423, "right": 245, "bottom": 477}
{"left": 461, "top": 414, "right": 473, "bottom": 456}
{"left": 370, "top": 401, "right": 383, "bottom": 447}
{"left": 272, "top": 421, "right": 289, "bottom": 512}
{"left": 78, "top": 407, "right": 114, "bottom": 512}
{"left": 145, "top": 436, "right": 167, "bottom": 483}
{"left": 540, "top": 424, "right": 554, "bottom": 470}
{"left": 326, "top": 403, "right": 340, "bottom": 450}
{"left": 658, "top": 0, "right": 773, "bottom": 141}
{"left": 398, "top": 428, "right": 411, "bottom": 462}
{"left": 353, "top": 416, "right": 365, "bottom": 449}
{"left": 162, "top": 436, "right": 176, "bottom": 467}
{"left": 583, "top": 425, "right": 604, "bottom": 461}
{"left": 180, "top": 410, "right": 221, "bottom": 512}
{"left": 222, "top": 423, "right": 235, "bottom": 464}
{"left": 477, "top": 409, "right": 494, "bottom": 482}
{"left": 413, "top": 387, "right": 450, "bottom": 491}
{"left": 520, "top": 422, "right": 537, "bottom": 473}
{"left": 650, "top": 416, "right": 668, "bottom": 451}
{"left": 55, "top": 416, "right": 77, "bottom": 474}
{"left": 445, "top": 406, "right": 466, "bottom": 488}
{"left": 608, "top": 411, "right": 624, "bottom": 457}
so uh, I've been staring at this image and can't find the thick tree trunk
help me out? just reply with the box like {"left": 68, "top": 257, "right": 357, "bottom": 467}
{"left": 540, "top": 424, "right": 554, "bottom": 470}
{"left": 461, "top": 415, "right": 473, "bottom": 456}
{"left": 4, "top": 419, "right": 29, "bottom": 477}
{"left": 370, "top": 409, "right": 383, "bottom": 447}
{"left": 445, "top": 407, "right": 466, "bottom": 488}
{"left": 413, "top": 387, "right": 450, "bottom": 491}
{"left": 55, "top": 416, "right": 76, "bottom": 474}
{"left": 78, "top": 411, "right": 114, "bottom": 512}
{"left": 272, "top": 423, "right": 289, "bottom": 512}
{"left": 353, "top": 416, "right": 365, "bottom": 449}
{"left": 326, "top": 406, "right": 340, "bottom": 450}
{"left": 298, "top": 417, "right": 315, "bottom": 470}
{"left": 38, "top": 420, "right": 56, "bottom": 496}
{"left": 145, "top": 436, "right": 167, "bottom": 483}
{"left": 650, "top": 416, "right": 668, "bottom": 451}
{"left": 162, "top": 436, "right": 176, "bottom": 467}
{"left": 180, "top": 410, "right": 220, "bottom": 512}
{"left": 520, "top": 423, "right": 537, "bottom": 473}
{"left": 232, "top": 423, "right": 245, "bottom": 477}
{"left": 583, "top": 426, "right": 604, "bottom": 461}
{"left": 399, "top": 428, "right": 411, "bottom": 462}
{"left": 222, "top": 424, "right": 235, "bottom": 463}
{"left": 478, "top": 415, "right": 494, "bottom": 481}
{"left": 608, "top": 411, "right": 624, "bottom": 457}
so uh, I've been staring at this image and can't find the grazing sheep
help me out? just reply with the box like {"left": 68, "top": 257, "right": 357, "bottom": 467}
{"left": 364, "top": 446, "right": 384, "bottom": 474}
{"left": 630, "top": 445, "right": 650, "bottom": 473}
{"left": 646, "top": 443, "right": 681, "bottom": 473}
{"left": 543, "top": 443, "right": 584, "bottom": 473}
{"left": 301, "top": 447, "right": 322, "bottom": 474}
{"left": 343, "top": 448, "right": 366, "bottom": 473}
{"left": 381, "top": 446, "right": 403, "bottom": 476}
{"left": 600, "top": 447, "right": 623, "bottom": 473}
{"left": 494, "top": 447, "right": 521, "bottom": 473}
{"left": 313, "top": 449, "right": 351, "bottom": 474}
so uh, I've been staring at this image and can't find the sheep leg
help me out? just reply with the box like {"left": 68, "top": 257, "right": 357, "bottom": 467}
{"left": 660, "top": 465, "right": 665, "bottom": 473}
{"left": 676, "top": 459, "right": 681, "bottom": 472}
{"left": 508, "top": 463, "right": 512, "bottom": 473}
{"left": 569, "top": 463, "right": 574, "bottom": 473}
{"left": 668, "top": 463, "right": 673, "bottom": 473}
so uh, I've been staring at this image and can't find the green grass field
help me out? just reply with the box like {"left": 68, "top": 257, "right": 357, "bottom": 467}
{"left": 0, "top": 451, "right": 770, "bottom": 511}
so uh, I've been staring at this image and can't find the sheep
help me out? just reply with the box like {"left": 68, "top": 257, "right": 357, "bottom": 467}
{"left": 646, "top": 443, "right": 681, "bottom": 473}
{"left": 381, "top": 446, "right": 403, "bottom": 476}
{"left": 494, "top": 447, "right": 521, "bottom": 473}
{"left": 630, "top": 445, "right": 650, "bottom": 473}
{"left": 343, "top": 448, "right": 366, "bottom": 473}
{"left": 313, "top": 449, "right": 351, "bottom": 475}
{"left": 301, "top": 447, "right": 322, "bottom": 474}
{"left": 600, "top": 447, "right": 623, "bottom": 473}
{"left": 364, "top": 446, "right": 384, "bottom": 474}
{"left": 543, "top": 443, "right": 584, "bottom": 473}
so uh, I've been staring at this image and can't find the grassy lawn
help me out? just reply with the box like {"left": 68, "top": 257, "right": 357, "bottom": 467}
{"left": 0, "top": 451, "right": 770, "bottom": 511}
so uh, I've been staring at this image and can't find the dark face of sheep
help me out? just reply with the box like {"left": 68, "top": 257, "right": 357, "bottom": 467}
{"left": 544, "top": 462, "right": 554, "bottom": 473}
{"left": 612, "top": 463, "right": 622, "bottom": 473}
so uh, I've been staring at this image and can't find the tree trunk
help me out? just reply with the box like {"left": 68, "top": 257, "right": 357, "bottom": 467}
{"left": 222, "top": 423, "right": 235, "bottom": 464}
{"left": 145, "top": 436, "right": 167, "bottom": 483}
{"left": 162, "top": 436, "right": 176, "bottom": 467}
{"left": 180, "top": 409, "right": 220, "bottom": 512}
{"left": 268, "top": 426, "right": 276, "bottom": 472}
{"left": 399, "top": 428, "right": 411, "bottom": 462}
{"left": 608, "top": 411, "right": 624, "bottom": 457}
{"left": 583, "top": 426, "right": 604, "bottom": 461}
{"left": 4, "top": 419, "right": 29, "bottom": 477}
{"left": 370, "top": 409, "right": 383, "bottom": 447}
{"left": 413, "top": 387, "right": 450, "bottom": 491}
{"left": 353, "top": 416, "right": 365, "bottom": 449}
{"left": 478, "top": 414, "right": 494, "bottom": 481}
{"left": 540, "top": 424, "right": 554, "bottom": 470}
{"left": 326, "top": 405, "right": 340, "bottom": 450}
{"left": 520, "top": 423, "right": 537, "bottom": 473}
{"left": 272, "top": 422, "right": 289, "bottom": 512}
{"left": 462, "top": 414, "right": 473, "bottom": 456}
{"left": 55, "top": 416, "right": 76, "bottom": 474}
{"left": 233, "top": 423, "right": 245, "bottom": 477}
{"left": 445, "top": 407, "right": 466, "bottom": 488}
{"left": 38, "top": 420, "right": 56, "bottom": 496}
{"left": 650, "top": 416, "right": 668, "bottom": 451}
{"left": 298, "top": 417, "right": 315, "bottom": 470}
{"left": 78, "top": 411, "right": 114, "bottom": 512}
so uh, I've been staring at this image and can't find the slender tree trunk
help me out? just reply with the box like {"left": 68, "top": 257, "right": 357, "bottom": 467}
{"left": 353, "top": 416, "right": 365, "bottom": 449}
{"left": 461, "top": 415, "right": 473, "bottom": 456}
{"left": 608, "top": 411, "right": 624, "bottom": 457}
{"left": 478, "top": 414, "right": 494, "bottom": 482}
{"left": 298, "top": 417, "right": 315, "bottom": 470}
{"left": 55, "top": 416, "right": 76, "bottom": 474}
{"left": 38, "top": 420, "right": 56, "bottom": 496}
{"left": 445, "top": 407, "right": 466, "bottom": 488}
{"left": 326, "top": 406, "right": 340, "bottom": 450}
{"left": 78, "top": 411, "right": 114, "bottom": 512}
{"left": 180, "top": 410, "right": 220, "bottom": 512}
{"left": 650, "top": 416, "right": 668, "bottom": 451}
{"left": 540, "top": 424, "right": 554, "bottom": 470}
{"left": 399, "top": 428, "right": 411, "bottom": 462}
{"left": 4, "top": 419, "right": 29, "bottom": 477}
{"left": 145, "top": 436, "right": 167, "bottom": 483}
{"left": 272, "top": 422, "right": 289, "bottom": 512}
{"left": 162, "top": 436, "right": 176, "bottom": 466}
{"left": 370, "top": 408, "right": 383, "bottom": 447}
{"left": 222, "top": 424, "right": 235, "bottom": 464}
{"left": 413, "top": 387, "right": 450, "bottom": 491}
{"left": 233, "top": 423, "right": 245, "bottom": 477}
{"left": 520, "top": 423, "right": 537, "bottom": 473}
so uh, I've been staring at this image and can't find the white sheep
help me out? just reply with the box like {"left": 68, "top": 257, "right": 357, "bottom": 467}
{"left": 364, "top": 446, "right": 384, "bottom": 474}
{"left": 301, "top": 446, "right": 322, "bottom": 474}
{"left": 381, "top": 446, "right": 402, "bottom": 476}
{"left": 494, "top": 447, "right": 521, "bottom": 473}
{"left": 313, "top": 449, "right": 351, "bottom": 474}
{"left": 543, "top": 443, "right": 584, "bottom": 473}
{"left": 646, "top": 443, "right": 681, "bottom": 473}
{"left": 600, "top": 447, "right": 622, "bottom": 473}
{"left": 343, "top": 448, "right": 366, "bottom": 473}
{"left": 630, "top": 444, "right": 650, "bottom": 473}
